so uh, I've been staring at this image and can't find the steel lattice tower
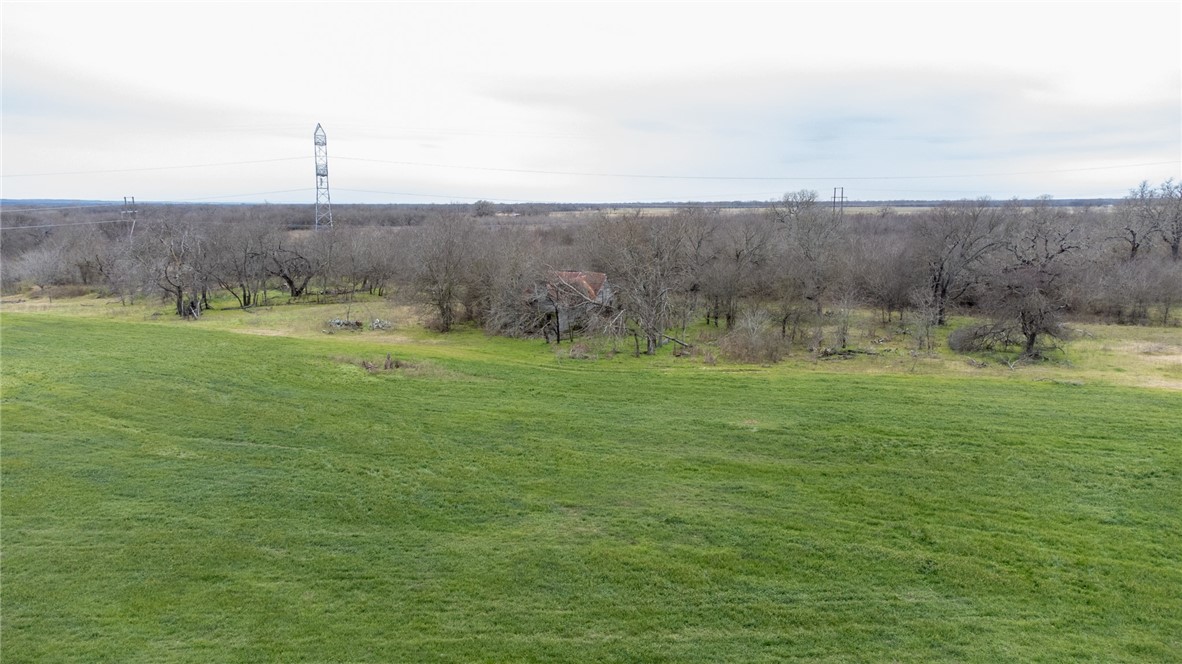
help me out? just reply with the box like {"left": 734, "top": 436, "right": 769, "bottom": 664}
{"left": 314, "top": 123, "right": 333, "bottom": 229}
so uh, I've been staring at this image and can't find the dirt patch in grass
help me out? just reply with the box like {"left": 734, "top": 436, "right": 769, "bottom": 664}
{"left": 1126, "top": 341, "right": 1182, "bottom": 356}
{"left": 235, "top": 328, "right": 291, "bottom": 337}
{"left": 330, "top": 354, "right": 473, "bottom": 381}
{"left": 1138, "top": 377, "right": 1182, "bottom": 390}
{"left": 1140, "top": 352, "right": 1182, "bottom": 365}
{"left": 1112, "top": 342, "right": 1182, "bottom": 389}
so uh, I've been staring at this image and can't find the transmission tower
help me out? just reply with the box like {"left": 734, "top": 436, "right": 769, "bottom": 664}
{"left": 831, "top": 186, "right": 846, "bottom": 219}
{"left": 314, "top": 123, "right": 333, "bottom": 229}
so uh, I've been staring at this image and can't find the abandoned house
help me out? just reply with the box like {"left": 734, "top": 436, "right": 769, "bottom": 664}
{"left": 527, "top": 270, "right": 613, "bottom": 341}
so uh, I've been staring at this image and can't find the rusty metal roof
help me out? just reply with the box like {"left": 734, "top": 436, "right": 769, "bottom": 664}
{"left": 551, "top": 270, "right": 607, "bottom": 300}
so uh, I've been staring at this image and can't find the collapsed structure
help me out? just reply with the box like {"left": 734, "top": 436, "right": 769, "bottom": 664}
{"left": 527, "top": 270, "right": 613, "bottom": 342}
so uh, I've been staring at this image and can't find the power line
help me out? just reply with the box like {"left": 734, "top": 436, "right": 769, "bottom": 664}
{"left": 0, "top": 218, "right": 131, "bottom": 231}
{"left": 2, "top": 188, "right": 313, "bottom": 208}
{"left": 4, "top": 145, "right": 1172, "bottom": 209}
{"left": 333, "top": 187, "right": 535, "bottom": 203}
{"left": 0, "top": 216, "right": 327, "bottom": 231}
{"left": 0, "top": 186, "right": 1139, "bottom": 231}
{"left": 0, "top": 202, "right": 125, "bottom": 213}
{"left": 0, "top": 189, "right": 316, "bottom": 230}
{"left": 164, "top": 188, "right": 313, "bottom": 203}
{"left": 334, "top": 156, "right": 1179, "bottom": 182}
{"left": 6, "top": 153, "right": 1173, "bottom": 183}
{"left": 1, "top": 157, "right": 306, "bottom": 178}
{"left": 4, "top": 147, "right": 1172, "bottom": 188}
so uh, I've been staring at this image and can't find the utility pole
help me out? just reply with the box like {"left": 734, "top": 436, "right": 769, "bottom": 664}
{"left": 832, "top": 187, "right": 846, "bottom": 219}
{"left": 122, "top": 196, "right": 137, "bottom": 240}
{"left": 314, "top": 123, "right": 333, "bottom": 229}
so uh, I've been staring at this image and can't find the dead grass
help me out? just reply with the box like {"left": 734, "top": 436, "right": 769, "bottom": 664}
{"left": 329, "top": 353, "right": 474, "bottom": 381}
{"left": 5, "top": 293, "right": 1178, "bottom": 390}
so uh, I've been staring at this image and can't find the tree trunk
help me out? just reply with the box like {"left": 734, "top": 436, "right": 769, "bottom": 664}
{"left": 553, "top": 301, "right": 561, "bottom": 344}
{"left": 1024, "top": 332, "right": 1038, "bottom": 356}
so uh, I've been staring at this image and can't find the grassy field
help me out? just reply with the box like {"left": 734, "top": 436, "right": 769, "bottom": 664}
{"left": 2, "top": 299, "right": 1180, "bottom": 662}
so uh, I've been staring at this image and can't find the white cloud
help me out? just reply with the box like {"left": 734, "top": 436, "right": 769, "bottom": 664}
{"left": 2, "top": 1, "right": 1178, "bottom": 202}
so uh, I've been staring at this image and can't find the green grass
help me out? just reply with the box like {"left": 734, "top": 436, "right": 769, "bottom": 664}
{"left": 2, "top": 310, "right": 1180, "bottom": 662}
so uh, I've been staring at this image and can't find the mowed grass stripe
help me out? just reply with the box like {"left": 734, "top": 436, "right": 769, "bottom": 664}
{"left": 2, "top": 313, "right": 1180, "bottom": 662}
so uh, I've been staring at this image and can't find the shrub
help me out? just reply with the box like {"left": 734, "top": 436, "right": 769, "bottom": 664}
{"left": 719, "top": 310, "right": 783, "bottom": 364}
{"left": 948, "top": 320, "right": 1071, "bottom": 357}
{"left": 948, "top": 323, "right": 1003, "bottom": 353}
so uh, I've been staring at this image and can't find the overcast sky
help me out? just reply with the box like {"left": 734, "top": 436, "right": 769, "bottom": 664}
{"left": 3, "top": 1, "right": 1179, "bottom": 204}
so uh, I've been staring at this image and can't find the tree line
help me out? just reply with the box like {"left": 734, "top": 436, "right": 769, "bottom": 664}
{"left": 3, "top": 179, "right": 1179, "bottom": 358}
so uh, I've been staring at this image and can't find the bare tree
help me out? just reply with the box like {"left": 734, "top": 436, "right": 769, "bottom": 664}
{"left": 406, "top": 212, "right": 473, "bottom": 332}
{"left": 582, "top": 210, "right": 691, "bottom": 354}
{"left": 356, "top": 227, "right": 402, "bottom": 297}
{"left": 677, "top": 207, "right": 720, "bottom": 334}
{"left": 97, "top": 240, "right": 144, "bottom": 305}
{"left": 913, "top": 199, "right": 1006, "bottom": 325}
{"left": 1154, "top": 257, "right": 1182, "bottom": 324}
{"left": 267, "top": 231, "right": 324, "bottom": 300}
{"left": 10, "top": 244, "right": 69, "bottom": 296}
{"left": 485, "top": 245, "right": 550, "bottom": 337}
{"left": 207, "top": 218, "right": 276, "bottom": 308}
{"left": 456, "top": 225, "right": 551, "bottom": 337}
{"left": 472, "top": 200, "right": 496, "bottom": 218}
{"left": 135, "top": 220, "right": 209, "bottom": 317}
{"left": 700, "top": 213, "right": 774, "bottom": 329}
{"left": 1110, "top": 181, "right": 1165, "bottom": 260}
{"left": 849, "top": 221, "right": 921, "bottom": 324}
{"left": 719, "top": 308, "right": 783, "bottom": 363}
{"left": 1156, "top": 179, "right": 1182, "bottom": 260}
{"left": 768, "top": 189, "right": 822, "bottom": 227}
{"left": 978, "top": 199, "right": 1081, "bottom": 356}
{"left": 908, "top": 286, "right": 940, "bottom": 352}
{"left": 768, "top": 190, "right": 845, "bottom": 349}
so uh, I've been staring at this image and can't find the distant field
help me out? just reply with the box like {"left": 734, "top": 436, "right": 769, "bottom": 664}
{"left": 568, "top": 203, "right": 1117, "bottom": 218}
{"left": 579, "top": 205, "right": 935, "bottom": 217}
{"left": 2, "top": 303, "right": 1180, "bottom": 662}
